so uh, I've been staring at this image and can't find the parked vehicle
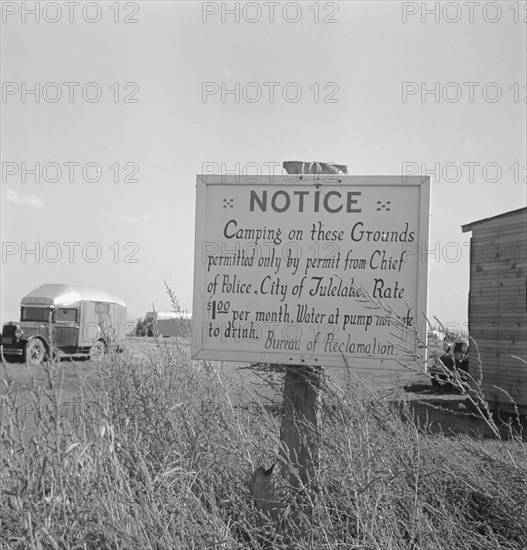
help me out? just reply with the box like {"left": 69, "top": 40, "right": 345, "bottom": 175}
{"left": 1, "top": 284, "right": 128, "bottom": 365}
{"left": 429, "top": 337, "right": 470, "bottom": 387}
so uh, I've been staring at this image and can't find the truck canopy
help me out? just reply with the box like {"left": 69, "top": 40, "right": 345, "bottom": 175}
{"left": 21, "top": 284, "right": 126, "bottom": 308}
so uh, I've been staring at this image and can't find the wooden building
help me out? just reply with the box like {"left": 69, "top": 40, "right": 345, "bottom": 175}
{"left": 462, "top": 208, "right": 527, "bottom": 414}
{"left": 141, "top": 311, "right": 192, "bottom": 338}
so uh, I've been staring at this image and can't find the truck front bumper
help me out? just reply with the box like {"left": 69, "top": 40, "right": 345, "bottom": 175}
{"left": 1, "top": 345, "right": 23, "bottom": 356}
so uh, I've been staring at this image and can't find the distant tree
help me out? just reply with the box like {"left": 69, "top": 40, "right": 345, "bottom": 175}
{"left": 135, "top": 317, "right": 144, "bottom": 336}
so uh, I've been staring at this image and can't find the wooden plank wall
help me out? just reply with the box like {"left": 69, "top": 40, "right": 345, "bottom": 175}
{"left": 468, "top": 210, "right": 527, "bottom": 412}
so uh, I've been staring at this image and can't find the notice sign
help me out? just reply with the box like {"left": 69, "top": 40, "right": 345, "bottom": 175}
{"left": 192, "top": 175, "right": 430, "bottom": 368}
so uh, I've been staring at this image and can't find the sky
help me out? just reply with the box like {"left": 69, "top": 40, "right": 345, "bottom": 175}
{"left": 1, "top": 0, "right": 526, "bottom": 331}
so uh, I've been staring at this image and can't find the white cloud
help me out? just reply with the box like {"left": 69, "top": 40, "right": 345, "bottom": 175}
{"left": 4, "top": 188, "right": 44, "bottom": 210}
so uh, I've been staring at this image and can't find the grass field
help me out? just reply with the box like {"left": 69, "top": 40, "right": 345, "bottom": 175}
{"left": 2, "top": 337, "right": 515, "bottom": 440}
{"left": 1, "top": 337, "right": 526, "bottom": 549}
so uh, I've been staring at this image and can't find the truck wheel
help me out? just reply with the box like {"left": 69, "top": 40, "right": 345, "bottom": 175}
{"left": 24, "top": 339, "right": 46, "bottom": 366}
{"left": 89, "top": 340, "right": 105, "bottom": 362}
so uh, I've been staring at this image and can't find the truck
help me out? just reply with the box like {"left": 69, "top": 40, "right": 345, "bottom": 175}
{"left": 428, "top": 336, "right": 470, "bottom": 387}
{"left": 1, "top": 283, "right": 128, "bottom": 365}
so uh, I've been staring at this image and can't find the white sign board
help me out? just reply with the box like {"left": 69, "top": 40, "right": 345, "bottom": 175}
{"left": 192, "top": 175, "right": 430, "bottom": 368}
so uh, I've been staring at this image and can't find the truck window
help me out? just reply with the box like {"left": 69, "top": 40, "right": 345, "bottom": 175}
{"left": 21, "top": 307, "right": 53, "bottom": 322}
{"left": 55, "top": 308, "right": 78, "bottom": 323}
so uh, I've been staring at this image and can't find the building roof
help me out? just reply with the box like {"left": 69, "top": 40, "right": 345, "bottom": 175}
{"left": 144, "top": 311, "right": 192, "bottom": 320}
{"left": 461, "top": 207, "right": 527, "bottom": 233}
{"left": 21, "top": 284, "right": 126, "bottom": 308}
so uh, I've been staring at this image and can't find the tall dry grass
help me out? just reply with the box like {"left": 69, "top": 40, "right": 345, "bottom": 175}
{"left": 1, "top": 338, "right": 526, "bottom": 549}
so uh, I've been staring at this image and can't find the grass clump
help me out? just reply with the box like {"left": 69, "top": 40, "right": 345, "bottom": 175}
{"left": 317, "top": 374, "right": 526, "bottom": 549}
{"left": 1, "top": 341, "right": 526, "bottom": 549}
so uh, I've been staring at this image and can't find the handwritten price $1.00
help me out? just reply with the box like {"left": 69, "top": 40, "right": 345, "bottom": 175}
{"left": 207, "top": 300, "right": 231, "bottom": 320}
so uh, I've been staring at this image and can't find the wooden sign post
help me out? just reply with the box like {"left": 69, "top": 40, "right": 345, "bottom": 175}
{"left": 277, "top": 162, "right": 347, "bottom": 503}
{"left": 192, "top": 166, "right": 430, "bottom": 529}
{"left": 279, "top": 364, "right": 321, "bottom": 494}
